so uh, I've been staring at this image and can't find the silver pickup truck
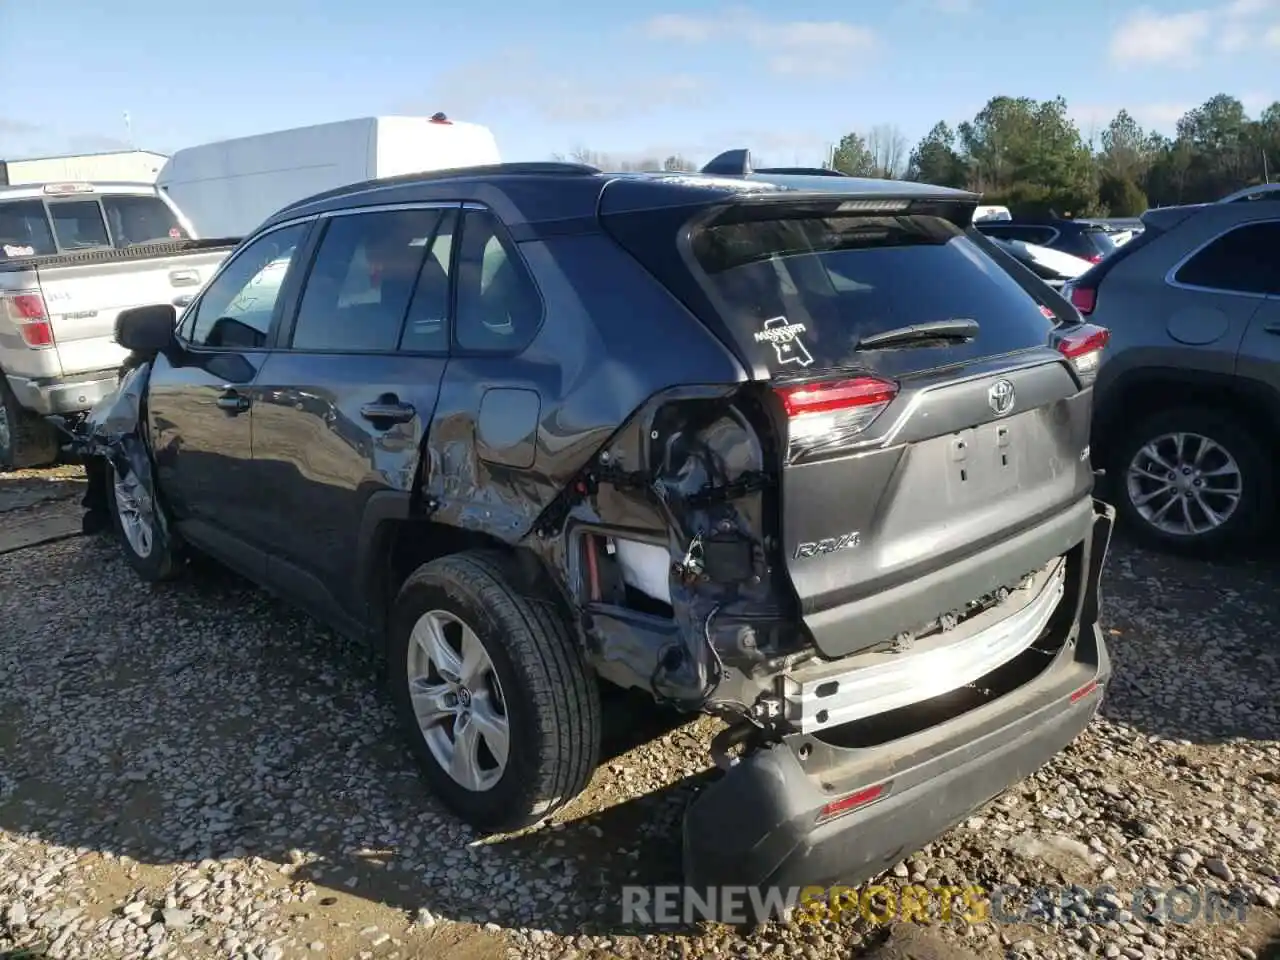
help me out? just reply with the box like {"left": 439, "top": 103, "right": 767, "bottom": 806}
{"left": 0, "top": 181, "right": 237, "bottom": 468}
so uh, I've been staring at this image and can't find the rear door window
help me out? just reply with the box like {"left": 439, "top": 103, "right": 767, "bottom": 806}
{"left": 290, "top": 208, "right": 441, "bottom": 353}
{"left": 0, "top": 200, "right": 56, "bottom": 257}
{"left": 689, "top": 213, "right": 1054, "bottom": 373}
{"left": 47, "top": 200, "right": 110, "bottom": 251}
{"left": 1173, "top": 221, "right": 1280, "bottom": 296}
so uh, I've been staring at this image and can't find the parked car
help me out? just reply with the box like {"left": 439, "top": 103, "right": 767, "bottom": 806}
{"left": 0, "top": 181, "right": 237, "bottom": 468}
{"left": 987, "top": 236, "right": 1093, "bottom": 289}
{"left": 976, "top": 215, "right": 1119, "bottom": 263}
{"left": 83, "top": 160, "right": 1114, "bottom": 897}
{"left": 1062, "top": 195, "right": 1280, "bottom": 553}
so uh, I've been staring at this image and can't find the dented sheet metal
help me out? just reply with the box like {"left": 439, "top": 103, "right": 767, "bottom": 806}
{"left": 49, "top": 360, "right": 153, "bottom": 534}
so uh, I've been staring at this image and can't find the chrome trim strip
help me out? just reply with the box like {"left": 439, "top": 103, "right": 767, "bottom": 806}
{"left": 783, "top": 560, "right": 1066, "bottom": 733}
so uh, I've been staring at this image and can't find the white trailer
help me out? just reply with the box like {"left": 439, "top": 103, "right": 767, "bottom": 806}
{"left": 156, "top": 115, "right": 501, "bottom": 238}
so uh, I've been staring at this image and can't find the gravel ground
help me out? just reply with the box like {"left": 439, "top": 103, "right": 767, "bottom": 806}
{"left": 1, "top": 465, "right": 1277, "bottom": 960}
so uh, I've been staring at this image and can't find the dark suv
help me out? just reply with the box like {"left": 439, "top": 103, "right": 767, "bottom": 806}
{"left": 976, "top": 216, "right": 1119, "bottom": 263}
{"left": 80, "top": 161, "right": 1114, "bottom": 897}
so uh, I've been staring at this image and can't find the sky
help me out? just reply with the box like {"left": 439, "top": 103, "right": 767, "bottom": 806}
{"left": 1, "top": 0, "right": 1278, "bottom": 168}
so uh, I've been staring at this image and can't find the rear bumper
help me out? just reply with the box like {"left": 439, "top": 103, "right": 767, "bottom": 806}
{"left": 683, "top": 499, "right": 1114, "bottom": 894}
{"left": 5, "top": 370, "right": 119, "bottom": 416}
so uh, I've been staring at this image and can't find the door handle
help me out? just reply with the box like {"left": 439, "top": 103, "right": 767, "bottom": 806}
{"left": 173, "top": 294, "right": 195, "bottom": 307}
{"left": 360, "top": 399, "right": 415, "bottom": 424}
{"left": 1263, "top": 322, "right": 1280, "bottom": 336}
{"left": 216, "top": 390, "right": 250, "bottom": 414}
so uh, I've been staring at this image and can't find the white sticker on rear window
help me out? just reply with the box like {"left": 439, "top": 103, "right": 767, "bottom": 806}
{"left": 3, "top": 244, "right": 35, "bottom": 257}
{"left": 754, "top": 316, "right": 814, "bottom": 367}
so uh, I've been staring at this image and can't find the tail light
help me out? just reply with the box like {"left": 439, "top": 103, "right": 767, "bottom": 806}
{"left": 774, "top": 376, "right": 898, "bottom": 462}
{"left": 1086, "top": 254, "right": 1103, "bottom": 264}
{"left": 1, "top": 291, "right": 55, "bottom": 348}
{"left": 1063, "top": 281, "right": 1096, "bottom": 316}
{"left": 1055, "top": 323, "right": 1109, "bottom": 383}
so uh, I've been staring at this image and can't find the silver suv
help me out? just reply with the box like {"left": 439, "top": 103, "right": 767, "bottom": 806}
{"left": 1064, "top": 186, "right": 1280, "bottom": 554}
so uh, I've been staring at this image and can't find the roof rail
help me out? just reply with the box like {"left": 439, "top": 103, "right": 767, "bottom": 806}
{"left": 275, "top": 161, "right": 601, "bottom": 217}
{"left": 1217, "top": 183, "right": 1280, "bottom": 203}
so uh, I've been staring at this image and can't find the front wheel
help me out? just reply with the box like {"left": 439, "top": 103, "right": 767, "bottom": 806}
{"left": 388, "top": 551, "right": 601, "bottom": 833}
{"left": 107, "top": 454, "right": 184, "bottom": 581}
{"left": 1109, "top": 407, "right": 1274, "bottom": 555}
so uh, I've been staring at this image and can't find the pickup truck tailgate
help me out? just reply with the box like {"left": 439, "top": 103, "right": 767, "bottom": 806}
{"left": 37, "top": 248, "right": 229, "bottom": 377}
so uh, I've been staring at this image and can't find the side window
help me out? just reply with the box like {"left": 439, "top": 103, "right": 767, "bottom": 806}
{"left": 1174, "top": 222, "right": 1280, "bottom": 296}
{"left": 1024, "top": 227, "right": 1058, "bottom": 246}
{"left": 454, "top": 209, "right": 543, "bottom": 353}
{"left": 187, "top": 223, "right": 309, "bottom": 349}
{"left": 399, "top": 209, "right": 456, "bottom": 353}
{"left": 291, "top": 208, "right": 440, "bottom": 352}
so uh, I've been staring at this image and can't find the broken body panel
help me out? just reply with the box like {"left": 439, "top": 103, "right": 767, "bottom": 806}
{"left": 71, "top": 167, "right": 1114, "bottom": 896}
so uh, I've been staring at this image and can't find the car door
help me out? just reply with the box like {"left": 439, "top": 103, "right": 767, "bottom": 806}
{"left": 247, "top": 204, "right": 455, "bottom": 628}
{"left": 1230, "top": 220, "right": 1280, "bottom": 394}
{"left": 147, "top": 220, "right": 314, "bottom": 578}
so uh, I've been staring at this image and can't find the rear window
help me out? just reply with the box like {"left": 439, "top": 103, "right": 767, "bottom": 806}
{"left": 0, "top": 193, "right": 185, "bottom": 259}
{"left": 1082, "top": 227, "right": 1117, "bottom": 258}
{"left": 103, "top": 195, "right": 188, "bottom": 245}
{"left": 0, "top": 200, "right": 57, "bottom": 257}
{"left": 688, "top": 213, "right": 1055, "bottom": 372}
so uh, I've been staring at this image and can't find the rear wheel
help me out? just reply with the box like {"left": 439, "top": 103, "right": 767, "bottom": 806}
{"left": 388, "top": 551, "right": 601, "bottom": 833}
{"left": 1109, "top": 407, "right": 1273, "bottom": 554}
{"left": 0, "top": 378, "right": 60, "bottom": 471}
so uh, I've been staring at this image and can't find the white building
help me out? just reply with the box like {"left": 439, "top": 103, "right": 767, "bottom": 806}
{"left": 1, "top": 149, "right": 169, "bottom": 185}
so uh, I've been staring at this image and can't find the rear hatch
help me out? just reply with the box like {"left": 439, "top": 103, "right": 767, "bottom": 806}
{"left": 34, "top": 249, "right": 229, "bottom": 376}
{"left": 601, "top": 181, "right": 1103, "bottom": 659}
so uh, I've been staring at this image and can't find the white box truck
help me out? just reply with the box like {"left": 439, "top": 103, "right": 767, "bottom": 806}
{"left": 156, "top": 114, "right": 501, "bottom": 239}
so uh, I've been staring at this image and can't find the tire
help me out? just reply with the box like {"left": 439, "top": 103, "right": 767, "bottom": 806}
{"left": 107, "top": 456, "right": 184, "bottom": 581}
{"left": 0, "top": 377, "right": 60, "bottom": 471}
{"left": 388, "top": 551, "right": 601, "bottom": 833}
{"left": 1108, "top": 406, "right": 1274, "bottom": 555}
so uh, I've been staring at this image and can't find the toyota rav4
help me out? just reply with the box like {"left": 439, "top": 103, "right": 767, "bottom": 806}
{"left": 79, "top": 158, "right": 1115, "bottom": 896}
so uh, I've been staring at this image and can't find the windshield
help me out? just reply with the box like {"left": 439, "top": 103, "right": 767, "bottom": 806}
{"left": 0, "top": 200, "right": 58, "bottom": 257}
{"left": 0, "top": 193, "right": 185, "bottom": 258}
{"left": 689, "top": 213, "right": 1054, "bottom": 373}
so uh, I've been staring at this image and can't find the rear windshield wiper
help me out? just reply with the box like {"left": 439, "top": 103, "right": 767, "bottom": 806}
{"left": 855, "top": 318, "right": 980, "bottom": 350}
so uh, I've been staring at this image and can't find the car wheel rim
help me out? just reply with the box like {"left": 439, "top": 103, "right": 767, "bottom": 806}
{"left": 0, "top": 404, "right": 10, "bottom": 453}
{"left": 112, "top": 469, "right": 155, "bottom": 558}
{"left": 1125, "top": 431, "right": 1243, "bottom": 537}
{"left": 406, "top": 609, "right": 509, "bottom": 792}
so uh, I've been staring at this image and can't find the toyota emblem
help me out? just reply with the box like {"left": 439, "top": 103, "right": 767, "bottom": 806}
{"left": 988, "top": 379, "right": 1015, "bottom": 416}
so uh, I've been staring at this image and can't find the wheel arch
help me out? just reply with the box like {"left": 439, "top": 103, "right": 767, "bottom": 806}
{"left": 1093, "top": 365, "right": 1280, "bottom": 463}
{"left": 356, "top": 491, "right": 575, "bottom": 649}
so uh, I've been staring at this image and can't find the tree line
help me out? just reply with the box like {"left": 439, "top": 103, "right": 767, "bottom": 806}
{"left": 561, "top": 92, "right": 1279, "bottom": 216}
{"left": 833, "top": 92, "right": 1278, "bottom": 215}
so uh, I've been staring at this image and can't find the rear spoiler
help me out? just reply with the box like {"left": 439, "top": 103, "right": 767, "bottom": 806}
{"left": 701, "top": 148, "right": 851, "bottom": 179}
{"left": 0, "top": 237, "right": 241, "bottom": 273}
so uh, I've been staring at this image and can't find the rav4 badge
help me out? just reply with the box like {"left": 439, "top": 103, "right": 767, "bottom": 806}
{"left": 794, "top": 531, "right": 861, "bottom": 559}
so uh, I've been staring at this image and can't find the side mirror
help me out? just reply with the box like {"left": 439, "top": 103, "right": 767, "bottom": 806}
{"left": 115, "top": 304, "right": 177, "bottom": 355}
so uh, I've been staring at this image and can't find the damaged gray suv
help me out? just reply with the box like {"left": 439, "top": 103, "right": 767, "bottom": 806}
{"left": 78, "top": 158, "right": 1115, "bottom": 896}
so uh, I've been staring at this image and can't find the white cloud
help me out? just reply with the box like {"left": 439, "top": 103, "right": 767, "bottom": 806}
{"left": 1108, "top": 8, "right": 1213, "bottom": 66}
{"left": 934, "top": 0, "right": 975, "bottom": 12}
{"left": 640, "top": 10, "right": 879, "bottom": 77}
{"left": 1267, "top": 23, "right": 1280, "bottom": 44}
